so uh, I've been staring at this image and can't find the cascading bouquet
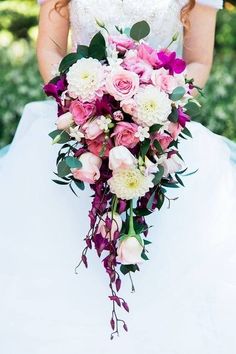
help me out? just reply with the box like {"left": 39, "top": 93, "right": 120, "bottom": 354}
{"left": 44, "top": 20, "right": 201, "bottom": 339}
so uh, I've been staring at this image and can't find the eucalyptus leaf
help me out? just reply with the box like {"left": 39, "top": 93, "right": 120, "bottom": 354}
{"left": 74, "top": 180, "right": 85, "bottom": 191}
{"left": 65, "top": 156, "right": 82, "bottom": 169}
{"left": 130, "top": 20, "right": 150, "bottom": 41}
{"left": 170, "top": 86, "right": 186, "bottom": 101}
{"left": 185, "top": 101, "right": 201, "bottom": 117}
{"left": 57, "top": 159, "right": 71, "bottom": 178}
{"left": 49, "top": 130, "right": 70, "bottom": 144}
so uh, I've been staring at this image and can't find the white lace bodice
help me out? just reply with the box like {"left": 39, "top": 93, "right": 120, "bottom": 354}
{"left": 69, "top": 0, "right": 223, "bottom": 51}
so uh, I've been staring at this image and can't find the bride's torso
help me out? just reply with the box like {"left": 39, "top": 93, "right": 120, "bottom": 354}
{"left": 69, "top": 0, "right": 188, "bottom": 51}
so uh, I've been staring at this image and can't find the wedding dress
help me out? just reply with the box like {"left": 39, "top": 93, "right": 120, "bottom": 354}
{"left": 1, "top": 1, "right": 236, "bottom": 353}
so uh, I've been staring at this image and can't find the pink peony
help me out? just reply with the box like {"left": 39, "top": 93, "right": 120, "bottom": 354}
{"left": 56, "top": 112, "right": 74, "bottom": 130}
{"left": 120, "top": 98, "right": 137, "bottom": 116}
{"left": 152, "top": 132, "right": 173, "bottom": 151}
{"left": 69, "top": 100, "right": 96, "bottom": 125}
{"left": 117, "top": 236, "right": 144, "bottom": 265}
{"left": 105, "top": 68, "right": 139, "bottom": 101}
{"left": 111, "top": 122, "right": 139, "bottom": 149}
{"left": 87, "top": 134, "right": 113, "bottom": 157}
{"left": 137, "top": 43, "right": 160, "bottom": 68}
{"left": 71, "top": 152, "right": 102, "bottom": 184}
{"left": 108, "top": 34, "right": 136, "bottom": 53}
{"left": 151, "top": 68, "right": 178, "bottom": 94}
{"left": 123, "top": 51, "right": 153, "bottom": 83}
{"left": 82, "top": 118, "right": 103, "bottom": 140}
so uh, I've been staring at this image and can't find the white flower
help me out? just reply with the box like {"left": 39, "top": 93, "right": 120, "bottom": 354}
{"left": 134, "top": 126, "right": 150, "bottom": 142}
{"left": 97, "top": 115, "right": 112, "bottom": 131}
{"left": 69, "top": 126, "right": 84, "bottom": 142}
{"left": 133, "top": 85, "right": 172, "bottom": 127}
{"left": 144, "top": 156, "right": 158, "bottom": 176}
{"left": 108, "top": 168, "right": 154, "bottom": 200}
{"left": 106, "top": 44, "right": 123, "bottom": 68}
{"left": 109, "top": 146, "right": 137, "bottom": 171}
{"left": 161, "top": 154, "right": 184, "bottom": 177}
{"left": 67, "top": 58, "right": 104, "bottom": 102}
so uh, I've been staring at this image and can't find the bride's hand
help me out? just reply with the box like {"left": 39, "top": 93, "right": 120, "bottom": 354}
{"left": 183, "top": 3, "right": 218, "bottom": 94}
{"left": 37, "top": 0, "right": 70, "bottom": 83}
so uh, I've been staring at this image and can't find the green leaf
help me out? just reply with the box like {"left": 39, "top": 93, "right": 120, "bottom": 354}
{"left": 76, "top": 45, "right": 89, "bottom": 59}
{"left": 140, "top": 138, "right": 151, "bottom": 157}
{"left": 52, "top": 179, "right": 69, "bottom": 185}
{"left": 130, "top": 20, "right": 150, "bottom": 41}
{"left": 147, "top": 190, "right": 156, "bottom": 210}
{"left": 123, "top": 27, "right": 131, "bottom": 36}
{"left": 175, "top": 173, "right": 185, "bottom": 187}
{"left": 49, "top": 76, "right": 61, "bottom": 84}
{"left": 57, "top": 159, "right": 71, "bottom": 178}
{"left": 73, "top": 180, "right": 85, "bottom": 191}
{"left": 182, "top": 126, "right": 192, "bottom": 138}
{"left": 59, "top": 53, "right": 80, "bottom": 73}
{"left": 65, "top": 156, "right": 82, "bottom": 169}
{"left": 170, "top": 86, "right": 186, "bottom": 101}
{"left": 120, "top": 264, "right": 139, "bottom": 275}
{"left": 182, "top": 168, "right": 199, "bottom": 177}
{"left": 133, "top": 208, "right": 152, "bottom": 216}
{"left": 161, "top": 181, "right": 180, "bottom": 188}
{"left": 69, "top": 183, "right": 79, "bottom": 197}
{"left": 149, "top": 124, "right": 162, "bottom": 133}
{"left": 153, "top": 139, "right": 164, "bottom": 154}
{"left": 168, "top": 106, "right": 178, "bottom": 123}
{"left": 157, "top": 191, "right": 165, "bottom": 210}
{"left": 49, "top": 130, "right": 70, "bottom": 144}
{"left": 141, "top": 251, "right": 149, "bottom": 261}
{"left": 185, "top": 101, "right": 201, "bottom": 117}
{"left": 144, "top": 239, "right": 152, "bottom": 245}
{"left": 152, "top": 166, "right": 164, "bottom": 185}
{"left": 134, "top": 222, "right": 146, "bottom": 235}
{"left": 89, "top": 32, "right": 106, "bottom": 60}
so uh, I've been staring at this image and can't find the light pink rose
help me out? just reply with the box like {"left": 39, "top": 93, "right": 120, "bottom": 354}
{"left": 87, "top": 134, "right": 113, "bottom": 157}
{"left": 82, "top": 118, "right": 103, "bottom": 140}
{"left": 120, "top": 98, "right": 137, "bottom": 116}
{"left": 117, "top": 236, "right": 144, "bottom": 265}
{"left": 137, "top": 43, "right": 160, "bottom": 68}
{"left": 97, "top": 212, "right": 123, "bottom": 241}
{"left": 167, "top": 122, "right": 183, "bottom": 140}
{"left": 69, "top": 100, "right": 96, "bottom": 125}
{"left": 105, "top": 68, "right": 139, "bottom": 101}
{"left": 152, "top": 132, "right": 173, "bottom": 151}
{"left": 71, "top": 152, "right": 102, "bottom": 184}
{"left": 151, "top": 68, "right": 178, "bottom": 94}
{"left": 111, "top": 122, "right": 139, "bottom": 149}
{"left": 108, "top": 34, "right": 136, "bottom": 53}
{"left": 56, "top": 112, "right": 74, "bottom": 130}
{"left": 109, "top": 146, "right": 137, "bottom": 171}
{"left": 123, "top": 51, "right": 153, "bottom": 83}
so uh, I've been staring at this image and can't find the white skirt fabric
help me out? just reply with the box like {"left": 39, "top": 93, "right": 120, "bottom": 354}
{"left": 0, "top": 101, "right": 236, "bottom": 354}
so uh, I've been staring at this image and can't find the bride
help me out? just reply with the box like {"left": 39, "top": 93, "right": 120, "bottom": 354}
{"left": 0, "top": 0, "right": 235, "bottom": 353}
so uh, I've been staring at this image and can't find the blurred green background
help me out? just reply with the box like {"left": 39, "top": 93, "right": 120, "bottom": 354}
{"left": 0, "top": 0, "right": 236, "bottom": 147}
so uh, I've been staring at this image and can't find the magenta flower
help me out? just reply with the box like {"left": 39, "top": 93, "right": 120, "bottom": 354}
{"left": 178, "top": 107, "right": 190, "bottom": 127}
{"left": 157, "top": 50, "right": 186, "bottom": 75}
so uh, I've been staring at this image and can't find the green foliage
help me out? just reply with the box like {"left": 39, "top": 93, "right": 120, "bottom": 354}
{"left": 0, "top": 1, "right": 236, "bottom": 149}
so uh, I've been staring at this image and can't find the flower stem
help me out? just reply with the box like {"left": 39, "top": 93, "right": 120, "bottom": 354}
{"left": 128, "top": 199, "right": 135, "bottom": 237}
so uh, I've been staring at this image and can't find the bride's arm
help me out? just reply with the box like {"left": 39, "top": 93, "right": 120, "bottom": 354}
{"left": 183, "top": 4, "right": 218, "bottom": 91}
{"left": 37, "top": 0, "right": 69, "bottom": 83}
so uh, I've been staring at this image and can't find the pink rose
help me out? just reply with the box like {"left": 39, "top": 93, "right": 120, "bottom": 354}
{"left": 111, "top": 122, "right": 139, "bottom": 149}
{"left": 97, "top": 212, "right": 122, "bottom": 241}
{"left": 71, "top": 152, "right": 102, "bottom": 184}
{"left": 109, "top": 146, "right": 137, "bottom": 171}
{"left": 108, "top": 34, "right": 136, "bottom": 53}
{"left": 69, "top": 100, "right": 96, "bottom": 125}
{"left": 120, "top": 99, "right": 137, "bottom": 116}
{"left": 117, "top": 236, "right": 144, "bottom": 265}
{"left": 123, "top": 51, "right": 153, "bottom": 83}
{"left": 151, "top": 68, "right": 178, "bottom": 94}
{"left": 167, "top": 122, "right": 183, "bottom": 140}
{"left": 152, "top": 132, "right": 173, "bottom": 151}
{"left": 82, "top": 118, "right": 103, "bottom": 140}
{"left": 87, "top": 134, "right": 113, "bottom": 157}
{"left": 137, "top": 43, "right": 160, "bottom": 68}
{"left": 56, "top": 112, "right": 74, "bottom": 130}
{"left": 105, "top": 68, "right": 139, "bottom": 101}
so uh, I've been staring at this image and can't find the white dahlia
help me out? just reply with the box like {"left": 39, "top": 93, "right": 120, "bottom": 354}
{"left": 108, "top": 168, "right": 154, "bottom": 200}
{"left": 67, "top": 58, "right": 104, "bottom": 102}
{"left": 133, "top": 85, "right": 172, "bottom": 127}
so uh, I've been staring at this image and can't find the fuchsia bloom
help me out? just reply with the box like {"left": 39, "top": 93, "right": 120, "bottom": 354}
{"left": 158, "top": 50, "right": 186, "bottom": 74}
{"left": 178, "top": 107, "right": 191, "bottom": 127}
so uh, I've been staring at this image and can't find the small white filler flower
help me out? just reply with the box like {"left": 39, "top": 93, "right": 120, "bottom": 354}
{"left": 134, "top": 126, "right": 150, "bottom": 142}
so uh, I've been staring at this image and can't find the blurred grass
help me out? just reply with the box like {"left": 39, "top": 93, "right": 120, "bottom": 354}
{"left": 0, "top": 0, "right": 236, "bottom": 147}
